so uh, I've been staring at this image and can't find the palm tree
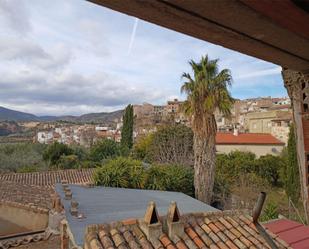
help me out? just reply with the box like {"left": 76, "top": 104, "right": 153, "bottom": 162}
{"left": 181, "top": 55, "right": 234, "bottom": 203}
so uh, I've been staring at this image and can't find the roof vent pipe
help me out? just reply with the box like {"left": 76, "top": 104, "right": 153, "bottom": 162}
{"left": 253, "top": 192, "right": 279, "bottom": 249}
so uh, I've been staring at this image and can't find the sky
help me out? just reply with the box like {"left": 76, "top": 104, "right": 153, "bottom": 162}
{"left": 0, "top": 0, "right": 287, "bottom": 116}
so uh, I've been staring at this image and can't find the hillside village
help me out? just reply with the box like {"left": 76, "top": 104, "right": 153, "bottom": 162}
{"left": 32, "top": 96, "right": 291, "bottom": 150}
{"left": 2, "top": 0, "right": 309, "bottom": 248}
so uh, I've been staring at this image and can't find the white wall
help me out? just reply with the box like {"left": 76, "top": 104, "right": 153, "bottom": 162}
{"left": 216, "top": 144, "right": 284, "bottom": 157}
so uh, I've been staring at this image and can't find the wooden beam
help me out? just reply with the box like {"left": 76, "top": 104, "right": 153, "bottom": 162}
{"left": 241, "top": 0, "right": 309, "bottom": 41}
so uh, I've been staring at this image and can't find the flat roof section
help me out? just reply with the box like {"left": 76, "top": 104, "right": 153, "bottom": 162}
{"left": 56, "top": 184, "right": 217, "bottom": 246}
{"left": 264, "top": 218, "right": 309, "bottom": 248}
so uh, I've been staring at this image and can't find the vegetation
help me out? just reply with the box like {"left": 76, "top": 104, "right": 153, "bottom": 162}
{"left": 94, "top": 157, "right": 194, "bottom": 196}
{"left": 260, "top": 202, "right": 279, "bottom": 222}
{"left": 181, "top": 55, "right": 234, "bottom": 203}
{"left": 132, "top": 134, "right": 154, "bottom": 162}
{"left": 255, "top": 154, "right": 284, "bottom": 187}
{"left": 0, "top": 124, "right": 303, "bottom": 222}
{"left": 43, "top": 142, "right": 73, "bottom": 166}
{"left": 89, "top": 139, "right": 121, "bottom": 162}
{"left": 0, "top": 143, "right": 47, "bottom": 172}
{"left": 149, "top": 124, "right": 193, "bottom": 166}
{"left": 57, "top": 155, "right": 80, "bottom": 169}
{"left": 94, "top": 157, "right": 144, "bottom": 188}
{"left": 283, "top": 124, "right": 300, "bottom": 203}
{"left": 121, "top": 104, "right": 134, "bottom": 149}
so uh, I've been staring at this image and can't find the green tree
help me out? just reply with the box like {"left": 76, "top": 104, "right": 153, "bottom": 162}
{"left": 284, "top": 124, "right": 300, "bottom": 203}
{"left": 43, "top": 142, "right": 73, "bottom": 166}
{"left": 89, "top": 139, "right": 121, "bottom": 162}
{"left": 255, "top": 154, "right": 283, "bottom": 186}
{"left": 121, "top": 104, "right": 134, "bottom": 149}
{"left": 181, "top": 55, "right": 234, "bottom": 203}
{"left": 57, "top": 154, "right": 80, "bottom": 169}
{"left": 132, "top": 134, "right": 154, "bottom": 162}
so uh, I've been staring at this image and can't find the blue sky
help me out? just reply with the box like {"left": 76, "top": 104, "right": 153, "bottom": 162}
{"left": 0, "top": 0, "right": 287, "bottom": 116}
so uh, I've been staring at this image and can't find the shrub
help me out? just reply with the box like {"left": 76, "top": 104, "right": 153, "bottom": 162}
{"left": 71, "top": 145, "right": 88, "bottom": 161}
{"left": 215, "top": 151, "right": 256, "bottom": 183}
{"left": 132, "top": 134, "right": 154, "bottom": 162}
{"left": 164, "top": 164, "right": 194, "bottom": 196}
{"left": 17, "top": 165, "right": 41, "bottom": 173}
{"left": 231, "top": 173, "right": 270, "bottom": 209}
{"left": 94, "top": 157, "right": 144, "bottom": 188}
{"left": 43, "top": 142, "right": 73, "bottom": 166}
{"left": 57, "top": 155, "right": 80, "bottom": 169}
{"left": 0, "top": 143, "right": 47, "bottom": 172}
{"left": 255, "top": 154, "right": 284, "bottom": 186}
{"left": 144, "top": 164, "right": 194, "bottom": 196}
{"left": 143, "top": 164, "right": 167, "bottom": 190}
{"left": 89, "top": 139, "right": 121, "bottom": 162}
{"left": 94, "top": 158, "right": 194, "bottom": 196}
{"left": 260, "top": 202, "right": 279, "bottom": 222}
{"left": 80, "top": 160, "right": 100, "bottom": 168}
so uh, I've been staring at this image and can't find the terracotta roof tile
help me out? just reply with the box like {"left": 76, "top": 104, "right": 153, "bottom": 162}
{"left": 175, "top": 240, "right": 188, "bottom": 249}
{"left": 0, "top": 181, "right": 54, "bottom": 210}
{"left": 264, "top": 218, "right": 309, "bottom": 249}
{"left": 84, "top": 211, "right": 289, "bottom": 249}
{"left": 0, "top": 168, "right": 95, "bottom": 187}
{"left": 216, "top": 132, "right": 285, "bottom": 145}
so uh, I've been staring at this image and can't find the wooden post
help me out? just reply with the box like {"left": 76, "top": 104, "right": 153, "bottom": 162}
{"left": 282, "top": 68, "right": 309, "bottom": 222}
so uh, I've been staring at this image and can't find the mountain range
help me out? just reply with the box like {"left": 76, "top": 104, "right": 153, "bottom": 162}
{"left": 0, "top": 106, "right": 123, "bottom": 123}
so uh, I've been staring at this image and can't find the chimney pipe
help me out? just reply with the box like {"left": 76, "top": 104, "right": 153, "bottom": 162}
{"left": 253, "top": 192, "right": 266, "bottom": 223}
{"left": 252, "top": 192, "right": 279, "bottom": 249}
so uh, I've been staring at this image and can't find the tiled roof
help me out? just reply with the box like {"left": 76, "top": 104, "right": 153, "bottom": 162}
{"left": 264, "top": 218, "right": 309, "bottom": 249}
{"left": 216, "top": 133, "right": 285, "bottom": 145}
{"left": 0, "top": 168, "right": 95, "bottom": 187}
{"left": 0, "top": 181, "right": 53, "bottom": 210}
{"left": 84, "top": 209, "right": 290, "bottom": 249}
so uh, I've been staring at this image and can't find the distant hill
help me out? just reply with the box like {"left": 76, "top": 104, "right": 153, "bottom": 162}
{"left": 0, "top": 106, "right": 123, "bottom": 124}
{"left": 0, "top": 106, "right": 39, "bottom": 122}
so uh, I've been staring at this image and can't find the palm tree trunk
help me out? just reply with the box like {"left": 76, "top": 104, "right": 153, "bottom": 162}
{"left": 193, "top": 133, "right": 216, "bottom": 203}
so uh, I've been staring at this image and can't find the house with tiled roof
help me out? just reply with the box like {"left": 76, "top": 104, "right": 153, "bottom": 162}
{"left": 216, "top": 132, "right": 285, "bottom": 157}
{"left": 0, "top": 168, "right": 95, "bottom": 187}
{"left": 0, "top": 168, "right": 95, "bottom": 249}
{"left": 55, "top": 183, "right": 291, "bottom": 249}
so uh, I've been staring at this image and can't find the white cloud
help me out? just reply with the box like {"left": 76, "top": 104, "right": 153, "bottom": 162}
{"left": 236, "top": 67, "right": 281, "bottom": 79}
{"left": 0, "top": 0, "right": 286, "bottom": 115}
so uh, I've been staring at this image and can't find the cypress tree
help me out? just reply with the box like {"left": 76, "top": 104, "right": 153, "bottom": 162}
{"left": 121, "top": 104, "right": 134, "bottom": 149}
{"left": 285, "top": 124, "right": 300, "bottom": 203}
